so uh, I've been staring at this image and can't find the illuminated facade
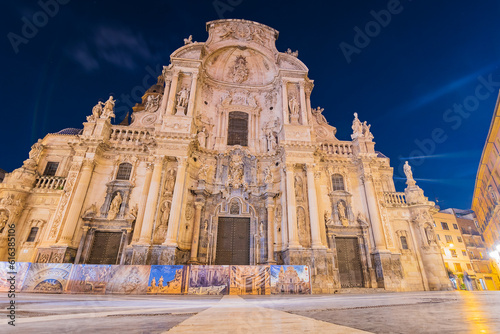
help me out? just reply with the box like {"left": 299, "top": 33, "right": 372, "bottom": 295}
{"left": 0, "top": 19, "right": 451, "bottom": 293}
{"left": 472, "top": 93, "right": 500, "bottom": 275}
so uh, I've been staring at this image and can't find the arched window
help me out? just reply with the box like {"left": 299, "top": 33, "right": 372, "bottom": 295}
{"left": 116, "top": 163, "right": 132, "bottom": 180}
{"left": 27, "top": 227, "right": 39, "bottom": 242}
{"left": 331, "top": 174, "right": 345, "bottom": 191}
{"left": 227, "top": 111, "right": 248, "bottom": 146}
{"left": 400, "top": 236, "right": 409, "bottom": 250}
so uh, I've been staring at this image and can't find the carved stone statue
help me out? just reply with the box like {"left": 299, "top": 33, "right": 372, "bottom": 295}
{"left": 288, "top": 96, "right": 300, "bottom": 124}
{"left": 259, "top": 221, "right": 265, "bottom": 237}
{"left": 338, "top": 201, "right": 348, "bottom": 226}
{"left": 294, "top": 175, "right": 304, "bottom": 200}
{"left": 227, "top": 153, "right": 246, "bottom": 189}
{"left": 165, "top": 169, "right": 176, "bottom": 194}
{"left": 404, "top": 161, "right": 414, "bottom": 182}
{"left": 324, "top": 210, "right": 332, "bottom": 226}
{"left": 176, "top": 87, "right": 189, "bottom": 108}
{"left": 266, "top": 131, "right": 277, "bottom": 151}
{"left": 425, "top": 225, "right": 436, "bottom": 244}
{"left": 90, "top": 101, "right": 104, "bottom": 121}
{"left": 285, "top": 48, "right": 299, "bottom": 57}
{"left": 107, "top": 192, "right": 122, "bottom": 220}
{"left": 129, "top": 203, "right": 138, "bottom": 219}
{"left": 362, "top": 121, "right": 373, "bottom": 139}
{"left": 230, "top": 55, "right": 249, "bottom": 83}
{"left": 351, "top": 112, "right": 363, "bottom": 139}
{"left": 29, "top": 139, "right": 43, "bottom": 162}
{"left": 102, "top": 96, "right": 116, "bottom": 119}
{"left": 264, "top": 167, "right": 273, "bottom": 184}
{"left": 197, "top": 127, "right": 207, "bottom": 148}
{"left": 160, "top": 201, "right": 171, "bottom": 225}
{"left": 312, "top": 107, "right": 328, "bottom": 125}
{"left": 144, "top": 95, "right": 160, "bottom": 113}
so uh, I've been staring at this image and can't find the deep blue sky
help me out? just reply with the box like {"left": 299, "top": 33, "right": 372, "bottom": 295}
{"left": 2, "top": 0, "right": 500, "bottom": 210}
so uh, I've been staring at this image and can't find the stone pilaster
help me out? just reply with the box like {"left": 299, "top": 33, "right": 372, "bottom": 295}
{"left": 285, "top": 163, "right": 301, "bottom": 248}
{"left": 137, "top": 157, "right": 163, "bottom": 244}
{"left": 163, "top": 157, "right": 188, "bottom": 247}
{"left": 306, "top": 163, "right": 323, "bottom": 248}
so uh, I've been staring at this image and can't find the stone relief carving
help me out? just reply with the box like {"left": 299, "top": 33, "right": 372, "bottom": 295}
{"left": 228, "top": 55, "right": 249, "bottom": 84}
{"left": 29, "top": 139, "right": 43, "bottom": 162}
{"left": 164, "top": 169, "right": 176, "bottom": 195}
{"left": 424, "top": 224, "right": 436, "bottom": 245}
{"left": 197, "top": 127, "right": 208, "bottom": 148}
{"left": 294, "top": 175, "right": 304, "bottom": 201}
{"left": 214, "top": 21, "right": 271, "bottom": 47}
{"left": 264, "top": 167, "right": 273, "bottom": 185}
{"left": 226, "top": 153, "right": 247, "bottom": 189}
{"left": 129, "top": 203, "right": 138, "bottom": 219}
{"left": 312, "top": 107, "right": 328, "bottom": 125}
{"left": 0, "top": 210, "right": 9, "bottom": 232}
{"left": 83, "top": 203, "right": 98, "bottom": 218}
{"left": 198, "top": 162, "right": 209, "bottom": 181}
{"left": 337, "top": 200, "right": 348, "bottom": 226}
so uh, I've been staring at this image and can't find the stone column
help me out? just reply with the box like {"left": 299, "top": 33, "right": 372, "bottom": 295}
{"left": 137, "top": 158, "right": 163, "bottom": 244}
{"left": 57, "top": 160, "right": 95, "bottom": 246}
{"left": 362, "top": 175, "right": 386, "bottom": 249}
{"left": 285, "top": 163, "right": 301, "bottom": 248}
{"left": 408, "top": 220, "right": 430, "bottom": 291}
{"left": 163, "top": 157, "right": 188, "bottom": 246}
{"left": 282, "top": 79, "right": 289, "bottom": 124}
{"left": 189, "top": 202, "right": 204, "bottom": 263}
{"left": 74, "top": 226, "right": 89, "bottom": 264}
{"left": 306, "top": 164, "right": 323, "bottom": 248}
{"left": 186, "top": 71, "right": 198, "bottom": 117}
{"left": 131, "top": 162, "right": 154, "bottom": 243}
{"left": 299, "top": 81, "right": 308, "bottom": 125}
{"left": 165, "top": 71, "right": 180, "bottom": 116}
{"left": 266, "top": 198, "right": 276, "bottom": 264}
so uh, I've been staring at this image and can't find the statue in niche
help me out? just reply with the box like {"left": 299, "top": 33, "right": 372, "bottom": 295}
{"left": 351, "top": 112, "right": 363, "bottom": 139}
{"left": 101, "top": 96, "right": 116, "bottom": 119}
{"left": 362, "top": 121, "right": 373, "bottom": 139}
{"left": 266, "top": 131, "right": 277, "bottom": 151}
{"left": 288, "top": 96, "right": 300, "bottom": 124}
{"left": 0, "top": 210, "right": 8, "bottom": 232}
{"left": 197, "top": 127, "right": 207, "bottom": 148}
{"left": 425, "top": 225, "right": 436, "bottom": 244}
{"left": 297, "top": 208, "right": 308, "bottom": 246}
{"left": 264, "top": 167, "right": 273, "bottom": 184}
{"left": 107, "top": 192, "right": 122, "bottom": 220}
{"left": 176, "top": 87, "right": 189, "bottom": 108}
{"left": 144, "top": 95, "right": 160, "bottom": 113}
{"left": 165, "top": 169, "right": 176, "bottom": 194}
{"left": 227, "top": 154, "right": 246, "bottom": 189}
{"left": 337, "top": 201, "right": 348, "bottom": 226}
{"left": 160, "top": 201, "right": 171, "bottom": 225}
{"left": 29, "top": 139, "right": 43, "bottom": 162}
{"left": 294, "top": 175, "right": 304, "bottom": 200}
{"left": 403, "top": 161, "right": 414, "bottom": 182}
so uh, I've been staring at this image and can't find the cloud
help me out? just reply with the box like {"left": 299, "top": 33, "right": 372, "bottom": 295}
{"left": 67, "top": 25, "right": 157, "bottom": 72}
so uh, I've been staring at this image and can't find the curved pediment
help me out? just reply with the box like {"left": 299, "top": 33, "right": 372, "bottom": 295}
{"left": 277, "top": 53, "right": 308, "bottom": 72}
{"left": 171, "top": 43, "right": 204, "bottom": 60}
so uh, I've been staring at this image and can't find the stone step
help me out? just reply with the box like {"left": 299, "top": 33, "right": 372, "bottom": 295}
{"left": 337, "top": 288, "right": 387, "bottom": 294}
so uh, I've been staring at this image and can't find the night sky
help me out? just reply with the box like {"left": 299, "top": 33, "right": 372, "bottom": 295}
{"left": 2, "top": 0, "right": 500, "bottom": 210}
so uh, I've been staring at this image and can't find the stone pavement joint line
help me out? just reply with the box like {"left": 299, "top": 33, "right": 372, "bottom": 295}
{"left": 165, "top": 295, "right": 372, "bottom": 333}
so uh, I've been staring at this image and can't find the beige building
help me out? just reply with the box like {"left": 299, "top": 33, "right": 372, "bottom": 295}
{"left": 433, "top": 209, "right": 499, "bottom": 290}
{"left": 0, "top": 19, "right": 451, "bottom": 293}
{"left": 472, "top": 92, "right": 500, "bottom": 275}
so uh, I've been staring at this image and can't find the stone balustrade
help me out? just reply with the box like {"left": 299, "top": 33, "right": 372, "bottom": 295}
{"left": 110, "top": 127, "right": 151, "bottom": 143}
{"left": 319, "top": 142, "right": 353, "bottom": 156}
{"left": 383, "top": 192, "right": 407, "bottom": 205}
{"left": 35, "top": 176, "right": 66, "bottom": 190}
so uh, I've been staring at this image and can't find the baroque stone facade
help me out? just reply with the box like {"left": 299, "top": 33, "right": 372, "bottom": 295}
{"left": 0, "top": 19, "right": 451, "bottom": 293}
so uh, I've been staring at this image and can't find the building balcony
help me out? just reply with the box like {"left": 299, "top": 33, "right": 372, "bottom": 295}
{"left": 318, "top": 142, "right": 353, "bottom": 157}
{"left": 383, "top": 192, "right": 407, "bottom": 206}
{"left": 34, "top": 176, "right": 66, "bottom": 191}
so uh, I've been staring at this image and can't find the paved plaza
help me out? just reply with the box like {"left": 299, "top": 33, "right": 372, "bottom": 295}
{"left": 2, "top": 291, "right": 500, "bottom": 333}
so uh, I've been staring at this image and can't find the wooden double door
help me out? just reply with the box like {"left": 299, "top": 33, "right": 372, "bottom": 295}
{"left": 215, "top": 217, "right": 250, "bottom": 265}
{"left": 336, "top": 237, "right": 364, "bottom": 288}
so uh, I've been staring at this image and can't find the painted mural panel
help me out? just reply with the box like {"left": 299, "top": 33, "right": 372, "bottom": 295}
{"left": 270, "top": 265, "right": 311, "bottom": 294}
{"left": 66, "top": 264, "right": 112, "bottom": 294}
{"left": 0, "top": 262, "right": 31, "bottom": 292}
{"left": 21, "top": 263, "right": 72, "bottom": 293}
{"left": 147, "top": 265, "right": 189, "bottom": 294}
{"left": 230, "top": 265, "right": 270, "bottom": 295}
{"left": 106, "top": 265, "right": 150, "bottom": 295}
{"left": 188, "top": 265, "right": 230, "bottom": 295}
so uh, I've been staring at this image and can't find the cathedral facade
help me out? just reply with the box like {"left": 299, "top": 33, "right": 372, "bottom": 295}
{"left": 0, "top": 19, "right": 451, "bottom": 293}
